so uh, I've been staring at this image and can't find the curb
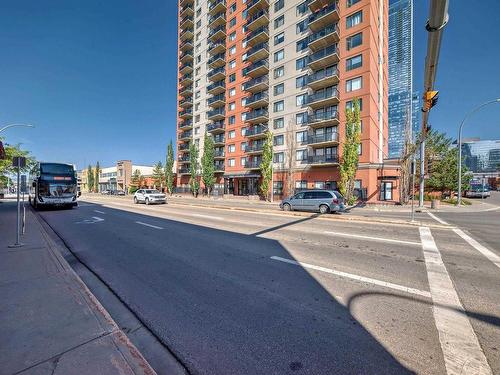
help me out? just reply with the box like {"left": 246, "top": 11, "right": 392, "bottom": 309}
{"left": 31, "top": 207, "right": 157, "bottom": 375}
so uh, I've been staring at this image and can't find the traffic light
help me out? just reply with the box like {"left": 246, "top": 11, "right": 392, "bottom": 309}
{"left": 422, "top": 91, "right": 439, "bottom": 112}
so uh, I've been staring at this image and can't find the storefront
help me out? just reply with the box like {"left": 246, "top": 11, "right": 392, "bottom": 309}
{"left": 224, "top": 173, "right": 260, "bottom": 196}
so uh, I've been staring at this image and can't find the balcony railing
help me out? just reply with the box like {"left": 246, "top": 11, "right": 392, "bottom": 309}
{"left": 214, "top": 149, "right": 225, "bottom": 158}
{"left": 208, "top": 52, "right": 225, "bottom": 66}
{"left": 179, "top": 108, "right": 193, "bottom": 117}
{"left": 308, "top": 154, "right": 339, "bottom": 164}
{"left": 308, "top": 3, "right": 337, "bottom": 24}
{"left": 179, "top": 97, "right": 193, "bottom": 107}
{"left": 246, "top": 10, "right": 268, "bottom": 28}
{"left": 307, "top": 87, "right": 339, "bottom": 105}
{"left": 207, "top": 93, "right": 225, "bottom": 106}
{"left": 179, "top": 143, "right": 190, "bottom": 151}
{"left": 207, "top": 107, "right": 225, "bottom": 119}
{"left": 307, "top": 66, "right": 339, "bottom": 85}
{"left": 242, "top": 59, "right": 269, "bottom": 76}
{"left": 207, "top": 66, "right": 225, "bottom": 80}
{"left": 245, "top": 160, "right": 262, "bottom": 169}
{"left": 214, "top": 164, "right": 225, "bottom": 172}
{"left": 208, "top": 0, "right": 226, "bottom": 12}
{"left": 246, "top": 108, "right": 268, "bottom": 121}
{"left": 207, "top": 121, "right": 225, "bottom": 132}
{"left": 178, "top": 131, "right": 192, "bottom": 140}
{"left": 245, "top": 91, "right": 268, "bottom": 106}
{"left": 308, "top": 24, "right": 339, "bottom": 45}
{"left": 208, "top": 11, "right": 226, "bottom": 25}
{"left": 307, "top": 110, "right": 339, "bottom": 125}
{"left": 243, "top": 75, "right": 268, "bottom": 91}
{"left": 208, "top": 41, "right": 225, "bottom": 55}
{"left": 178, "top": 120, "right": 193, "bottom": 129}
{"left": 245, "top": 26, "right": 269, "bottom": 45}
{"left": 245, "top": 143, "right": 264, "bottom": 152}
{"left": 246, "top": 42, "right": 269, "bottom": 60}
{"left": 308, "top": 45, "right": 337, "bottom": 65}
{"left": 213, "top": 135, "right": 225, "bottom": 144}
{"left": 178, "top": 155, "right": 190, "bottom": 162}
{"left": 307, "top": 132, "right": 339, "bottom": 144}
{"left": 245, "top": 124, "right": 268, "bottom": 137}
{"left": 178, "top": 168, "right": 191, "bottom": 174}
{"left": 208, "top": 25, "right": 226, "bottom": 39}
{"left": 207, "top": 80, "right": 225, "bottom": 93}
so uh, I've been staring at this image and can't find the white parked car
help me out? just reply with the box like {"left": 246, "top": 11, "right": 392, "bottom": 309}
{"left": 133, "top": 189, "right": 166, "bottom": 205}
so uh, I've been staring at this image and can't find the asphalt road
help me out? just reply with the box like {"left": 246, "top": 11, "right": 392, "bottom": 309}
{"left": 36, "top": 196, "right": 500, "bottom": 374}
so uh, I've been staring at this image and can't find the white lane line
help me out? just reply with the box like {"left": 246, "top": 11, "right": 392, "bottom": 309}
{"left": 324, "top": 231, "right": 421, "bottom": 246}
{"left": 453, "top": 228, "right": 500, "bottom": 270}
{"left": 191, "top": 213, "right": 223, "bottom": 220}
{"left": 94, "top": 210, "right": 105, "bottom": 214}
{"left": 270, "top": 256, "right": 431, "bottom": 298}
{"left": 135, "top": 221, "right": 163, "bottom": 230}
{"left": 92, "top": 216, "right": 104, "bottom": 222}
{"left": 427, "top": 212, "right": 450, "bottom": 225}
{"left": 419, "top": 227, "right": 492, "bottom": 375}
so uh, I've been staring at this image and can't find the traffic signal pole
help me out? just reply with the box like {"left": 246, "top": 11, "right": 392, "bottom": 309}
{"left": 418, "top": 0, "right": 449, "bottom": 207}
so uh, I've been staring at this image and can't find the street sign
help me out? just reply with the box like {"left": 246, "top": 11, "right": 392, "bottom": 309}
{"left": 12, "top": 156, "right": 26, "bottom": 168}
{"left": 20, "top": 175, "right": 27, "bottom": 193}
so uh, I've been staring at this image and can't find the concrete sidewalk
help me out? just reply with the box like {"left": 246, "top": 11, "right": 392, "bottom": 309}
{"left": 0, "top": 201, "right": 155, "bottom": 375}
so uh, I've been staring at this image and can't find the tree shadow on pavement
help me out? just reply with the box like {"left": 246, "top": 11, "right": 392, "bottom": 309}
{"left": 37, "top": 202, "right": 416, "bottom": 374}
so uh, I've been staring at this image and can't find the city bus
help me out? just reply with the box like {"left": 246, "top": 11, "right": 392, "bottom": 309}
{"left": 29, "top": 162, "right": 79, "bottom": 209}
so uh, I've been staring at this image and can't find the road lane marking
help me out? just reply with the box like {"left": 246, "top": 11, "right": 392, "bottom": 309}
{"left": 135, "top": 221, "right": 163, "bottom": 230}
{"left": 453, "top": 228, "right": 500, "bottom": 270}
{"left": 94, "top": 210, "right": 105, "bottom": 214}
{"left": 419, "top": 227, "right": 492, "bottom": 375}
{"left": 76, "top": 216, "right": 104, "bottom": 224}
{"left": 324, "top": 231, "right": 421, "bottom": 246}
{"left": 270, "top": 256, "right": 431, "bottom": 298}
{"left": 427, "top": 212, "right": 449, "bottom": 225}
{"left": 191, "top": 213, "right": 223, "bottom": 220}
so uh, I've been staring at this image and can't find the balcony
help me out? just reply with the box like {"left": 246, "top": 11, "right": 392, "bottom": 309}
{"left": 207, "top": 107, "right": 225, "bottom": 121}
{"left": 246, "top": 0, "right": 269, "bottom": 17}
{"left": 208, "top": 41, "right": 225, "bottom": 56}
{"left": 180, "top": 4, "right": 194, "bottom": 18}
{"left": 308, "top": 25, "right": 339, "bottom": 51}
{"left": 243, "top": 59, "right": 269, "bottom": 78}
{"left": 178, "top": 120, "right": 193, "bottom": 130}
{"left": 245, "top": 26, "right": 269, "bottom": 47}
{"left": 245, "top": 124, "right": 268, "bottom": 139}
{"left": 180, "top": 0, "right": 194, "bottom": 7}
{"left": 308, "top": 3, "right": 339, "bottom": 32}
{"left": 308, "top": 45, "right": 339, "bottom": 70}
{"left": 180, "top": 27, "right": 194, "bottom": 42}
{"left": 307, "top": 154, "right": 339, "bottom": 166}
{"left": 245, "top": 160, "right": 262, "bottom": 169}
{"left": 179, "top": 73, "right": 193, "bottom": 86}
{"left": 179, "top": 62, "right": 193, "bottom": 74}
{"left": 179, "top": 97, "right": 193, "bottom": 108}
{"left": 213, "top": 135, "right": 225, "bottom": 145}
{"left": 214, "top": 163, "right": 225, "bottom": 173}
{"left": 307, "top": 110, "right": 339, "bottom": 128}
{"left": 179, "top": 85, "right": 193, "bottom": 97}
{"left": 245, "top": 108, "right": 268, "bottom": 123}
{"left": 180, "top": 15, "right": 194, "bottom": 30}
{"left": 207, "top": 93, "right": 225, "bottom": 108}
{"left": 207, "top": 79, "right": 225, "bottom": 95}
{"left": 207, "top": 66, "right": 225, "bottom": 82}
{"left": 178, "top": 154, "right": 191, "bottom": 163}
{"left": 243, "top": 75, "right": 268, "bottom": 93}
{"left": 208, "top": 11, "right": 226, "bottom": 28}
{"left": 214, "top": 149, "right": 225, "bottom": 159}
{"left": 178, "top": 168, "right": 191, "bottom": 175}
{"left": 208, "top": 0, "right": 226, "bottom": 15}
{"left": 307, "top": 66, "right": 339, "bottom": 90}
{"left": 307, "top": 87, "right": 339, "bottom": 108}
{"left": 307, "top": 132, "right": 339, "bottom": 147}
{"left": 208, "top": 52, "right": 226, "bottom": 69}
{"left": 179, "top": 108, "right": 193, "bottom": 119}
{"left": 178, "top": 143, "right": 190, "bottom": 151}
{"left": 246, "top": 10, "right": 269, "bottom": 31}
{"left": 208, "top": 25, "right": 226, "bottom": 42}
{"left": 207, "top": 120, "right": 225, "bottom": 133}
{"left": 246, "top": 42, "right": 269, "bottom": 63}
{"left": 180, "top": 40, "right": 193, "bottom": 52}
{"left": 245, "top": 91, "right": 268, "bottom": 108}
{"left": 180, "top": 50, "right": 193, "bottom": 64}
{"left": 178, "top": 131, "right": 192, "bottom": 141}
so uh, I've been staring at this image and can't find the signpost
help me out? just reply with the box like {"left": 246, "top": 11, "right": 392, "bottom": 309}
{"left": 9, "top": 156, "right": 26, "bottom": 248}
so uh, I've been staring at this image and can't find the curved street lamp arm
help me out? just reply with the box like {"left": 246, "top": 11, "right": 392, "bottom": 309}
{"left": 0, "top": 124, "right": 35, "bottom": 134}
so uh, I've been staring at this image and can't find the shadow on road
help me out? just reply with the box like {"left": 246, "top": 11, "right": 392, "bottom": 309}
{"left": 37, "top": 201, "right": 415, "bottom": 374}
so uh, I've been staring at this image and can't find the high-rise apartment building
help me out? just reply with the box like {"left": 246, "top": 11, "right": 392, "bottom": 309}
{"left": 177, "top": 0, "right": 397, "bottom": 202}
{"left": 388, "top": 0, "right": 414, "bottom": 159}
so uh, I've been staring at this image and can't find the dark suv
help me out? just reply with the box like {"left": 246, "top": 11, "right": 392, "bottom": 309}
{"left": 280, "top": 190, "right": 345, "bottom": 214}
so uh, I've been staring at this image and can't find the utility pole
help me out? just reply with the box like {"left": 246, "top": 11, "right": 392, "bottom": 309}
{"left": 419, "top": 0, "right": 449, "bottom": 207}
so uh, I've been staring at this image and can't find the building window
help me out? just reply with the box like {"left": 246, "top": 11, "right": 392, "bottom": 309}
{"left": 228, "top": 144, "right": 236, "bottom": 153}
{"left": 229, "top": 115, "right": 236, "bottom": 125}
{"left": 274, "top": 49, "right": 285, "bottom": 62}
{"left": 194, "top": 127, "right": 200, "bottom": 135}
{"left": 241, "top": 127, "right": 247, "bottom": 136}
{"left": 274, "top": 32, "right": 285, "bottom": 45}
{"left": 346, "top": 10, "right": 362, "bottom": 28}
{"left": 274, "top": 66, "right": 285, "bottom": 78}
{"left": 229, "top": 87, "right": 236, "bottom": 97}
{"left": 240, "top": 142, "right": 247, "bottom": 151}
{"left": 228, "top": 102, "right": 236, "bottom": 111}
{"left": 347, "top": 32, "right": 362, "bottom": 50}
{"left": 346, "top": 54, "right": 362, "bottom": 70}
{"left": 296, "top": 150, "right": 307, "bottom": 161}
{"left": 296, "top": 112, "right": 307, "bottom": 125}
{"left": 240, "top": 157, "right": 247, "bottom": 166}
{"left": 273, "top": 152, "right": 284, "bottom": 163}
{"left": 358, "top": 143, "right": 362, "bottom": 155}
{"left": 274, "top": 0, "right": 284, "bottom": 12}
{"left": 296, "top": 75, "right": 307, "bottom": 88}
{"left": 274, "top": 117, "right": 284, "bottom": 129}
{"left": 274, "top": 83, "right": 284, "bottom": 95}
{"left": 274, "top": 14, "right": 285, "bottom": 29}
{"left": 296, "top": 19, "right": 308, "bottom": 34}
{"left": 229, "top": 60, "right": 236, "bottom": 69}
{"left": 296, "top": 57, "right": 307, "bottom": 70}
{"left": 228, "top": 158, "right": 235, "bottom": 167}
{"left": 273, "top": 100, "right": 284, "bottom": 112}
{"left": 296, "top": 131, "right": 307, "bottom": 143}
{"left": 229, "top": 45, "right": 236, "bottom": 55}
{"left": 228, "top": 130, "right": 236, "bottom": 139}
{"left": 273, "top": 134, "right": 284, "bottom": 146}
{"left": 296, "top": 1, "right": 309, "bottom": 16}
{"left": 229, "top": 17, "right": 236, "bottom": 27}
{"left": 314, "top": 181, "right": 325, "bottom": 189}
{"left": 296, "top": 93, "right": 306, "bottom": 106}
{"left": 346, "top": 98, "right": 362, "bottom": 111}
{"left": 229, "top": 31, "right": 236, "bottom": 41}
{"left": 273, "top": 181, "right": 283, "bottom": 195}
{"left": 229, "top": 3, "right": 236, "bottom": 13}
{"left": 347, "top": 0, "right": 361, "bottom": 7}
{"left": 229, "top": 73, "right": 236, "bottom": 83}
{"left": 346, "top": 77, "right": 362, "bottom": 92}
{"left": 296, "top": 37, "right": 308, "bottom": 52}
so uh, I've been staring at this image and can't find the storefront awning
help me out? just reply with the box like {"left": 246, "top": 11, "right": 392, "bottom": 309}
{"left": 223, "top": 173, "right": 261, "bottom": 178}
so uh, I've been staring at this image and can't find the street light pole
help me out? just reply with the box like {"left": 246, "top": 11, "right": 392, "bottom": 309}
{"left": 457, "top": 98, "right": 500, "bottom": 206}
{"left": 0, "top": 123, "right": 34, "bottom": 134}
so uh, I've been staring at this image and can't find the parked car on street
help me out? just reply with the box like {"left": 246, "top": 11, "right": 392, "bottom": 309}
{"left": 280, "top": 190, "right": 345, "bottom": 214}
{"left": 465, "top": 185, "right": 491, "bottom": 198}
{"left": 116, "top": 190, "right": 126, "bottom": 196}
{"left": 133, "top": 189, "right": 166, "bottom": 205}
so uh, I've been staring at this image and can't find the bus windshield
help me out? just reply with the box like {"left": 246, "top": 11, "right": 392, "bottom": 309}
{"left": 38, "top": 181, "right": 76, "bottom": 198}
{"left": 40, "top": 163, "right": 74, "bottom": 175}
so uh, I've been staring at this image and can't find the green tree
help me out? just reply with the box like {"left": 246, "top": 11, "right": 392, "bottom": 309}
{"left": 0, "top": 140, "right": 37, "bottom": 189}
{"left": 94, "top": 161, "right": 100, "bottom": 193}
{"left": 427, "top": 147, "right": 472, "bottom": 194}
{"left": 87, "top": 165, "right": 94, "bottom": 193}
{"left": 339, "top": 98, "right": 361, "bottom": 205}
{"left": 152, "top": 161, "right": 165, "bottom": 190}
{"left": 260, "top": 131, "right": 273, "bottom": 201}
{"left": 188, "top": 142, "right": 200, "bottom": 197}
{"left": 130, "top": 169, "right": 143, "bottom": 193}
{"left": 165, "top": 141, "right": 175, "bottom": 195}
{"left": 201, "top": 133, "right": 215, "bottom": 196}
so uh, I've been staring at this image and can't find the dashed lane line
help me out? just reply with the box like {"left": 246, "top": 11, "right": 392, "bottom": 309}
{"left": 93, "top": 210, "right": 105, "bottom": 214}
{"left": 453, "top": 228, "right": 500, "bottom": 270}
{"left": 191, "top": 213, "right": 223, "bottom": 220}
{"left": 419, "top": 227, "right": 492, "bottom": 375}
{"left": 270, "top": 256, "right": 431, "bottom": 298}
{"left": 324, "top": 231, "right": 421, "bottom": 246}
{"left": 135, "top": 221, "right": 163, "bottom": 230}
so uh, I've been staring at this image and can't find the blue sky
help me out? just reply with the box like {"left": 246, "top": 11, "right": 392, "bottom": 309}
{"left": 0, "top": 0, "right": 499, "bottom": 169}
